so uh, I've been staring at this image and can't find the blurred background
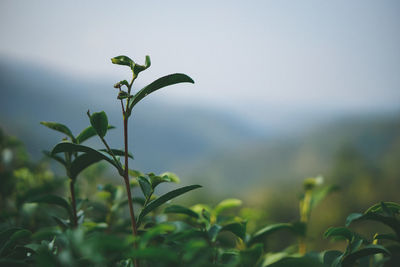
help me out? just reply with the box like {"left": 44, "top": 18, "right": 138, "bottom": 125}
{"left": 1, "top": 0, "right": 400, "bottom": 250}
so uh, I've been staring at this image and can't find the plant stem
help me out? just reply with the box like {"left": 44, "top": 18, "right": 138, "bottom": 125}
{"left": 70, "top": 179, "right": 78, "bottom": 228}
{"left": 123, "top": 116, "right": 139, "bottom": 267}
{"left": 123, "top": 117, "right": 137, "bottom": 235}
{"left": 299, "top": 190, "right": 311, "bottom": 255}
{"left": 66, "top": 151, "right": 78, "bottom": 228}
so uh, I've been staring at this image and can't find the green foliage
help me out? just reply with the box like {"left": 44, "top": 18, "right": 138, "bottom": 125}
{"left": 51, "top": 142, "right": 120, "bottom": 170}
{"left": 250, "top": 223, "right": 301, "bottom": 245}
{"left": 214, "top": 198, "right": 243, "bottom": 216}
{"left": 164, "top": 205, "right": 199, "bottom": 219}
{"left": 324, "top": 227, "right": 354, "bottom": 242}
{"left": 148, "top": 172, "right": 180, "bottom": 188}
{"left": 320, "top": 201, "right": 400, "bottom": 266}
{"left": 76, "top": 125, "right": 115, "bottom": 144}
{"left": 2, "top": 139, "right": 400, "bottom": 266}
{"left": 99, "top": 148, "right": 134, "bottom": 159}
{"left": 70, "top": 153, "right": 104, "bottom": 179}
{"left": 89, "top": 111, "right": 109, "bottom": 138}
{"left": 27, "top": 195, "right": 73, "bottom": 221}
{"left": 137, "top": 184, "right": 202, "bottom": 226}
{"left": 126, "top": 73, "right": 194, "bottom": 116}
{"left": 40, "top": 121, "right": 75, "bottom": 141}
{"left": 341, "top": 245, "right": 390, "bottom": 266}
{"left": 111, "top": 55, "right": 134, "bottom": 67}
{"left": 346, "top": 202, "right": 400, "bottom": 240}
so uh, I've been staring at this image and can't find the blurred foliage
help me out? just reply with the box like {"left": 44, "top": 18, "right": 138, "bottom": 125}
{"left": 1, "top": 128, "right": 399, "bottom": 266}
{"left": 236, "top": 128, "right": 400, "bottom": 254}
{"left": 0, "top": 128, "right": 64, "bottom": 230}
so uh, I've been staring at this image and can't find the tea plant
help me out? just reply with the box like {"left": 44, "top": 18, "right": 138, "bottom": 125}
{"left": 39, "top": 55, "right": 199, "bottom": 260}
{"left": 39, "top": 121, "right": 116, "bottom": 227}
{"left": 323, "top": 201, "right": 400, "bottom": 266}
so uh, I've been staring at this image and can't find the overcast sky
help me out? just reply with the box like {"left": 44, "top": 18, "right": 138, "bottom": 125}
{"left": 1, "top": 1, "right": 399, "bottom": 125}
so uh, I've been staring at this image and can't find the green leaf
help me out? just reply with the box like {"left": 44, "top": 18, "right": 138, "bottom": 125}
{"left": 221, "top": 221, "right": 247, "bottom": 240}
{"left": 114, "top": 80, "right": 130, "bottom": 89}
{"left": 131, "top": 55, "right": 151, "bottom": 75}
{"left": 365, "top": 201, "right": 400, "bottom": 214}
{"left": 207, "top": 222, "right": 247, "bottom": 242}
{"left": 89, "top": 111, "right": 109, "bottom": 138}
{"left": 214, "top": 198, "right": 242, "bottom": 215}
{"left": 139, "top": 223, "right": 176, "bottom": 248}
{"left": 127, "top": 73, "right": 194, "bottom": 113}
{"left": 208, "top": 224, "right": 223, "bottom": 242}
{"left": 324, "top": 227, "right": 354, "bottom": 242}
{"left": 0, "top": 229, "right": 31, "bottom": 256}
{"left": 0, "top": 228, "right": 23, "bottom": 252}
{"left": 137, "top": 185, "right": 202, "bottom": 226}
{"left": 40, "top": 121, "right": 75, "bottom": 141}
{"left": 191, "top": 204, "right": 212, "bottom": 215}
{"left": 128, "top": 169, "right": 143, "bottom": 178}
{"left": 220, "top": 251, "right": 240, "bottom": 265}
{"left": 31, "top": 228, "right": 61, "bottom": 241}
{"left": 239, "top": 244, "right": 263, "bottom": 267}
{"left": 164, "top": 205, "right": 199, "bottom": 219}
{"left": 51, "top": 142, "right": 120, "bottom": 170}
{"left": 70, "top": 153, "right": 103, "bottom": 179}
{"left": 250, "top": 223, "right": 297, "bottom": 245}
{"left": 145, "top": 55, "right": 151, "bottom": 68}
{"left": 374, "top": 233, "right": 398, "bottom": 242}
{"left": 166, "top": 228, "right": 205, "bottom": 243}
{"left": 43, "top": 150, "right": 66, "bottom": 167}
{"left": 28, "top": 195, "right": 73, "bottom": 220}
{"left": 82, "top": 221, "right": 108, "bottom": 231}
{"left": 201, "top": 209, "right": 211, "bottom": 227}
{"left": 52, "top": 216, "right": 69, "bottom": 230}
{"left": 111, "top": 55, "right": 134, "bottom": 67}
{"left": 117, "top": 91, "right": 130, "bottom": 100}
{"left": 342, "top": 245, "right": 390, "bottom": 267}
{"left": 345, "top": 213, "right": 364, "bottom": 227}
{"left": 161, "top": 172, "right": 180, "bottom": 182}
{"left": 76, "top": 125, "right": 115, "bottom": 144}
{"left": 345, "top": 212, "right": 400, "bottom": 239}
{"left": 322, "top": 250, "right": 343, "bottom": 266}
{"left": 149, "top": 172, "right": 180, "bottom": 189}
{"left": 138, "top": 176, "right": 152, "bottom": 199}
{"left": 348, "top": 238, "right": 364, "bottom": 254}
{"left": 99, "top": 148, "right": 133, "bottom": 159}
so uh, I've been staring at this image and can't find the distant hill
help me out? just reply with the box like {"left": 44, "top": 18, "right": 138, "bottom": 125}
{"left": 185, "top": 113, "right": 400, "bottom": 198}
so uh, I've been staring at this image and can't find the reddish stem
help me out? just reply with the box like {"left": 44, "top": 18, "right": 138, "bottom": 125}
{"left": 70, "top": 179, "right": 78, "bottom": 227}
{"left": 123, "top": 117, "right": 139, "bottom": 267}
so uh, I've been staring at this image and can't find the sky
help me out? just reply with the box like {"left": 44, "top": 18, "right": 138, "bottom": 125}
{"left": 1, "top": 0, "right": 399, "bottom": 127}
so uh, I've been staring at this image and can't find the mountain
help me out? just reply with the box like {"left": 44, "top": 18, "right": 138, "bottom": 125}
{"left": 186, "top": 113, "right": 400, "bottom": 198}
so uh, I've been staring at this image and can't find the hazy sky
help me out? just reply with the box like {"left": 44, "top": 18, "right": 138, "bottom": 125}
{"left": 1, "top": 1, "right": 399, "bottom": 124}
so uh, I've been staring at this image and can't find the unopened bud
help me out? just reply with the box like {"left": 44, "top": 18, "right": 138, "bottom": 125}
{"left": 114, "top": 82, "right": 121, "bottom": 89}
{"left": 117, "top": 91, "right": 130, "bottom": 100}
